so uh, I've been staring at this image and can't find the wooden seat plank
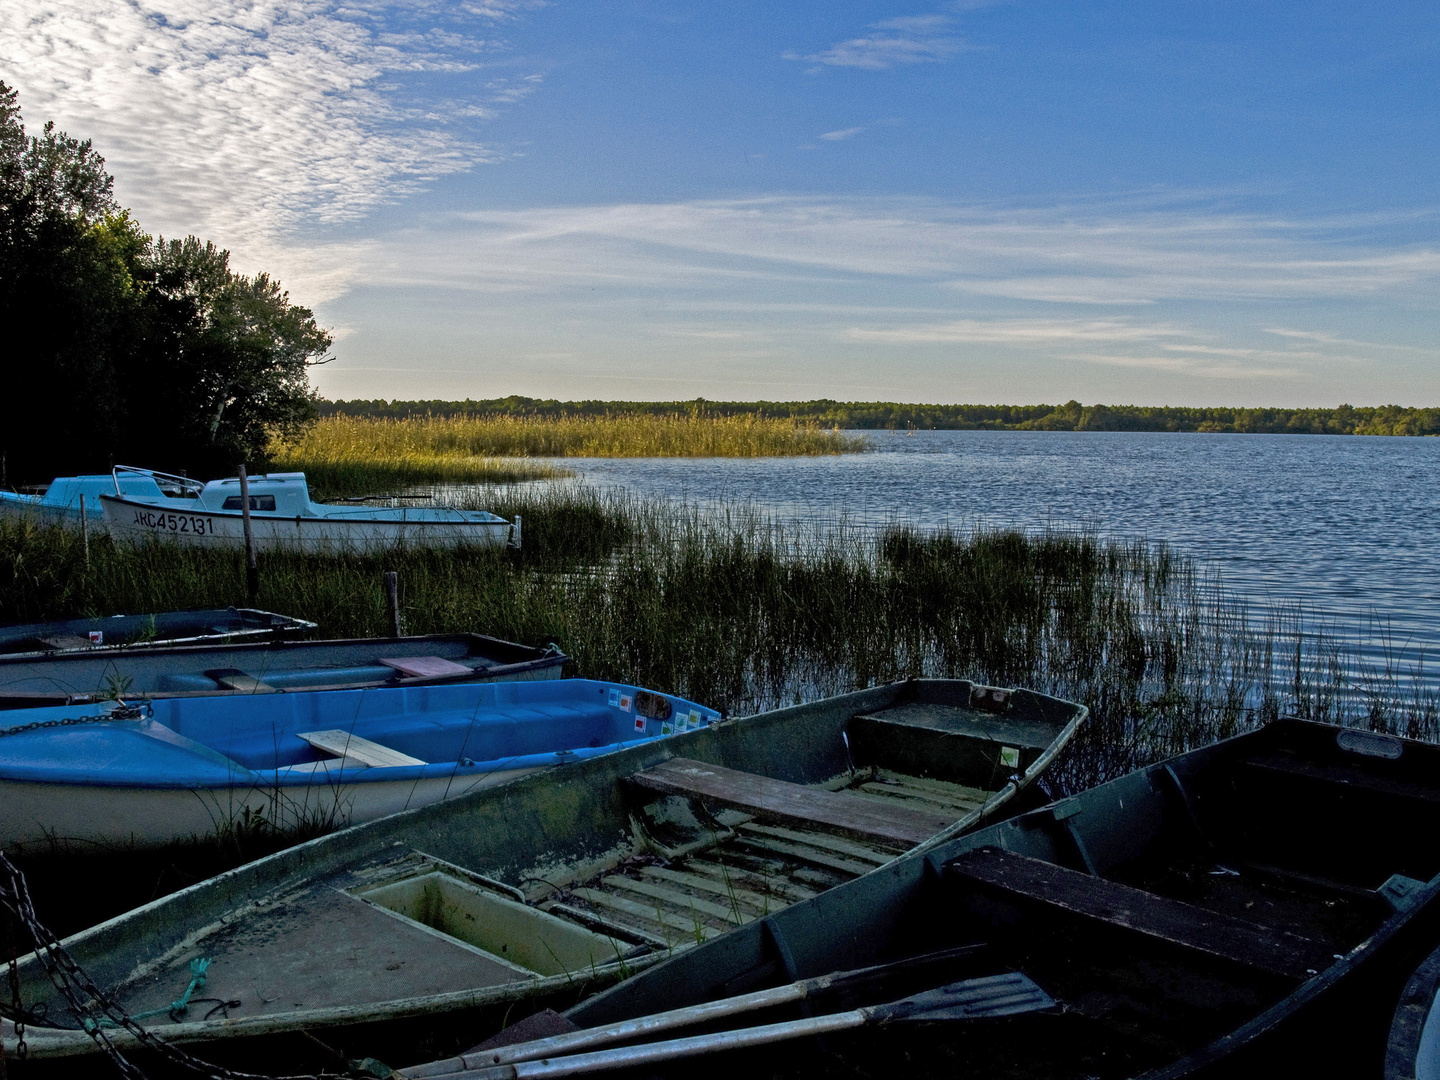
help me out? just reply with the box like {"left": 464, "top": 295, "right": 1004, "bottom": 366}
{"left": 379, "top": 656, "right": 475, "bottom": 679}
{"left": 630, "top": 758, "right": 955, "bottom": 847}
{"left": 205, "top": 668, "right": 277, "bottom": 692}
{"left": 296, "top": 729, "right": 426, "bottom": 768}
{"left": 947, "top": 847, "right": 1328, "bottom": 980}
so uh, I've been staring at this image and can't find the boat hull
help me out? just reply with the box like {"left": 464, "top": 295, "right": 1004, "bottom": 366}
{"left": 0, "top": 768, "right": 546, "bottom": 849}
{"left": 1, "top": 680, "right": 1084, "bottom": 1070}
{"left": 0, "top": 632, "right": 566, "bottom": 708}
{"left": 99, "top": 494, "right": 516, "bottom": 552}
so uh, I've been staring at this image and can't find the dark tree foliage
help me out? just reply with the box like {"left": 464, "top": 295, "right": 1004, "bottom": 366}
{"left": 318, "top": 396, "right": 1440, "bottom": 436}
{"left": 0, "top": 83, "right": 330, "bottom": 484}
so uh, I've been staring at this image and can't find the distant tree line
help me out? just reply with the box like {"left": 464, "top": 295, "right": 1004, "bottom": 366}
{"left": 318, "top": 396, "right": 1440, "bottom": 436}
{"left": 1, "top": 82, "right": 330, "bottom": 485}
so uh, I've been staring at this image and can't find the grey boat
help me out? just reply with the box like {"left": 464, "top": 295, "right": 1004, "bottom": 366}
{"left": 2, "top": 679, "right": 1084, "bottom": 1071}
{"left": 0, "top": 632, "right": 568, "bottom": 708}
{"left": 0, "top": 608, "right": 315, "bottom": 658}
{"left": 545, "top": 720, "right": 1440, "bottom": 1080}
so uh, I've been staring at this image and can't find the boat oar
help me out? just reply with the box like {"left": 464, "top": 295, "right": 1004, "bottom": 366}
{"left": 407, "top": 972, "right": 1053, "bottom": 1080}
{"left": 403, "top": 945, "right": 984, "bottom": 1078}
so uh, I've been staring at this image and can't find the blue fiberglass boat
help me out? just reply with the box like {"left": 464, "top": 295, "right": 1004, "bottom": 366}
{"left": 0, "top": 470, "right": 175, "bottom": 527}
{"left": 0, "top": 679, "right": 718, "bottom": 850}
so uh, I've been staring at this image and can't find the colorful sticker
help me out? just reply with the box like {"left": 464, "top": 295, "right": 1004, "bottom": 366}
{"left": 88, "top": 631, "right": 104, "bottom": 645}
{"left": 689, "top": 710, "right": 702, "bottom": 727}
{"left": 999, "top": 746, "right": 1021, "bottom": 769}
{"left": 619, "top": 694, "right": 633, "bottom": 712}
{"left": 634, "top": 717, "right": 647, "bottom": 733}
{"left": 608, "top": 689, "right": 621, "bottom": 707}
{"left": 661, "top": 722, "right": 673, "bottom": 735}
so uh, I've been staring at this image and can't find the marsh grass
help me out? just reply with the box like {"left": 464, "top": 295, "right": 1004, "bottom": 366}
{"left": 270, "top": 413, "right": 865, "bottom": 497}
{"left": 3, "top": 490, "right": 1436, "bottom": 930}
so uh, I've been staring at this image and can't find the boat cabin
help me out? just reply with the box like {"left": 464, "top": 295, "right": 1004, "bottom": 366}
{"left": 193, "top": 473, "right": 318, "bottom": 517}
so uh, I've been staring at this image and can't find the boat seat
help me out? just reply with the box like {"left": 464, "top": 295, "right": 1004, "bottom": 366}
{"left": 628, "top": 758, "right": 955, "bottom": 847}
{"left": 296, "top": 730, "right": 426, "bottom": 768}
{"left": 946, "top": 847, "right": 1328, "bottom": 980}
{"left": 205, "top": 668, "right": 278, "bottom": 692}
{"left": 379, "top": 656, "right": 475, "bottom": 679}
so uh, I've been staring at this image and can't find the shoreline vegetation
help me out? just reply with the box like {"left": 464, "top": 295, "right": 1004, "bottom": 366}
{"left": 318, "top": 396, "right": 1440, "bottom": 436}
{"left": 269, "top": 414, "right": 866, "bottom": 496}
{"left": 6, "top": 488, "right": 1435, "bottom": 932}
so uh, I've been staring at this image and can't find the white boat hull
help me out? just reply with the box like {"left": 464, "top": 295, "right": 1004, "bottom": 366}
{"left": 0, "top": 768, "right": 543, "bottom": 850}
{"left": 100, "top": 495, "right": 516, "bottom": 553}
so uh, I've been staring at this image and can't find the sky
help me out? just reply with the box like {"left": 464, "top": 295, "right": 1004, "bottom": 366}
{"left": 3, "top": 1, "right": 1439, "bottom": 406}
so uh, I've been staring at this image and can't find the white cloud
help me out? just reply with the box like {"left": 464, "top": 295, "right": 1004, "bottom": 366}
{"left": 845, "top": 318, "right": 1179, "bottom": 345}
{"left": 0, "top": 0, "right": 536, "bottom": 299}
{"left": 819, "top": 126, "right": 866, "bottom": 141}
{"left": 789, "top": 12, "right": 961, "bottom": 70}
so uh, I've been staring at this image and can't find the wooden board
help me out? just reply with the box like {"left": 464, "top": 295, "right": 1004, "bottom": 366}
{"left": 947, "top": 847, "right": 1328, "bottom": 980}
{"left": 296, "top": 729, "right": 426, "bottom": 768}
{"left": 379, "top": 655, "right": 476, "bottom": 679}
{"left": 629, "top": 758, "right": 955, "bottom": 847}
{"left": 205, "top": 668, "right": 277, "bottom": 692}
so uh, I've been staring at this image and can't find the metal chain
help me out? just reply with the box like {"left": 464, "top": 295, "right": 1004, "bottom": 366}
{"left": 0, "top": 702, "right": 151, "bottom": 740}
{"left": 0, "top": 851, "right": 347, "bottom": 1080}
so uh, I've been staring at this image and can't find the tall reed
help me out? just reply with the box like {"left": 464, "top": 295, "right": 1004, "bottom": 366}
{"left": 271, "top": 414, "right": 865, "bottom": 485}
{"left": 2, "top": 494, "right": 1432, "bottom": 796}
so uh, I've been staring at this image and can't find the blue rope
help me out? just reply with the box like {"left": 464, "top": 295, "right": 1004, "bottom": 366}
{"left": 101, "top": 958, "right": 210, "bottom": 1026}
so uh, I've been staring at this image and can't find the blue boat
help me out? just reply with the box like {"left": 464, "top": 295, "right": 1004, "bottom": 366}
{"left": 0, "top": 470, "right": 177, "bottom": 527}
{"left": 0, "top": 679, "right": 718, "bottom": 850}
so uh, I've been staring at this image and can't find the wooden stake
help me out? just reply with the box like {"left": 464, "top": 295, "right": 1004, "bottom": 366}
{"left": 80, "top": 494, "right": 90, "bottom": 569}
{"left": 385, "top": 570, "right": 402, "bottom": 637}
{"left": 238, "top": 465, "right": 258, "bottom": 604}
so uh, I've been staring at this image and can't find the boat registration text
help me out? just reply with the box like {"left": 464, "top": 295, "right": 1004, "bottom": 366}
{"left": 131, "top": 509, "right": 214, "bottom": 534}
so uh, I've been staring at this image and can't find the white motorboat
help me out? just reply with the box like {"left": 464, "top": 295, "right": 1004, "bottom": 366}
{"left": 97, "top": 467, "right": 520, "bottom": 552}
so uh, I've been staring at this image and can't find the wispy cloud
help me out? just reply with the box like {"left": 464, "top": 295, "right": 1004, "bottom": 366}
{"left": 787, "top": 12, "right": 962, "bottom": 71}
{"left": 819, "top": 126, "right": 866, "bottom": 141}
{"left": 0, "top": 0, "right": 540, "bottom": 299}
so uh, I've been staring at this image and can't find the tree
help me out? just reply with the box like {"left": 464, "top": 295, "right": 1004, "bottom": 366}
{"left": 0, "top": 82, "right": 331, "bottom": 483}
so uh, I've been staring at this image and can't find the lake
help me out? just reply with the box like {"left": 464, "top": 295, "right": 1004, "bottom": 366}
{"left": 543, "top": 430, "right": 1439, "bottom": 673}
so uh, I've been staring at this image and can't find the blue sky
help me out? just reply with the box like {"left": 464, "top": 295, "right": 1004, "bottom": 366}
{"left": 4, "top": 2, "right": 1439, "bottom": 404}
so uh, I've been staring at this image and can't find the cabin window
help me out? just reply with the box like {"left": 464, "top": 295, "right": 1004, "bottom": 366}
{"left": 222, "top": 495, "right": 276, "bottom": 511}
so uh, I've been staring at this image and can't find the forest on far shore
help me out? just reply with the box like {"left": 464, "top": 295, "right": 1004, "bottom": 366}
{"left": 318, "top": 397, "right": 1440, "bottom": 436}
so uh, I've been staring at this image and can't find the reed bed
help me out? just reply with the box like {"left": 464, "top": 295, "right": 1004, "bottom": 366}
{"left": 3, "top": 492, "right": 1436, "bottom": 932}
{"left": 3, "top": 492, "right": 1433, "bottom": 786}
{"left": 271, "top": 414, "right": 864, "bottom": 486}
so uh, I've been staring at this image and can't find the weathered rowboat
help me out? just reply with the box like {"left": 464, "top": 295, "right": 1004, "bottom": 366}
{"left": 1387, "top": 939, "right": 1440, "bottom": 1080}
{"left": 556, "top": 721, "right": 1440, "bottom": 1080}
{"left": 0, "top": 632, "right": 567, "bottom": 708}
{"left": 98, "top": 467, "right": 520, "bottom": 552}
{"left": 0, "top": 607, "right": 316, "bottom": 657}
{"left": 0, "top": 679, "right": 717, "bottom": 852}
{"left": 2, "top": 679, "right": 1083, "bottom": 1070}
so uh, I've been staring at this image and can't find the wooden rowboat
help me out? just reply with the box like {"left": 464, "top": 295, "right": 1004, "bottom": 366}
{"left": 555, "top": 721, "right": 1440, "bottom": 1080}
{"left": 2, "top": 679, "right": 1084, "bottom": 1070}
{"left": 0, "top": 632, "right": 567, "bottom": 708}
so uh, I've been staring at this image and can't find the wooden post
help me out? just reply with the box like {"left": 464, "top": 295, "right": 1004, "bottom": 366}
{"left": 384, "top": 571, "right": 402, "bottom": 637}
{"left": 80, "top": 494, "right": 90, "bottom": 569}
{"left": 238, "top": 465, "right": 258, "bottom": 604}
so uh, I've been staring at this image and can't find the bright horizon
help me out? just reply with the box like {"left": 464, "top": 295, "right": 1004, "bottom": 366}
{"left": 4, "top": 3, "right": 1438, "bottom": 407}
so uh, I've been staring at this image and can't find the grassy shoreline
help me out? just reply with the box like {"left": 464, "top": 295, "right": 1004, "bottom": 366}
{"left": 4, "top": 490, "right": 1434, "bottom": 933}
{"left": 270, "top": 414, "right": 865, "bottom": 498}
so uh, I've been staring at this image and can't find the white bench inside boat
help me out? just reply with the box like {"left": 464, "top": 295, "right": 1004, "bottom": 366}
{"left": 289, "top": 729, "right": 427, "bottom": 772}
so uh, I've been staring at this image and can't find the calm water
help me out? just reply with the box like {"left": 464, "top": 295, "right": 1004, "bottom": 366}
{"left": 547, "top": 430, "right": 1439, "bottom": 664}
